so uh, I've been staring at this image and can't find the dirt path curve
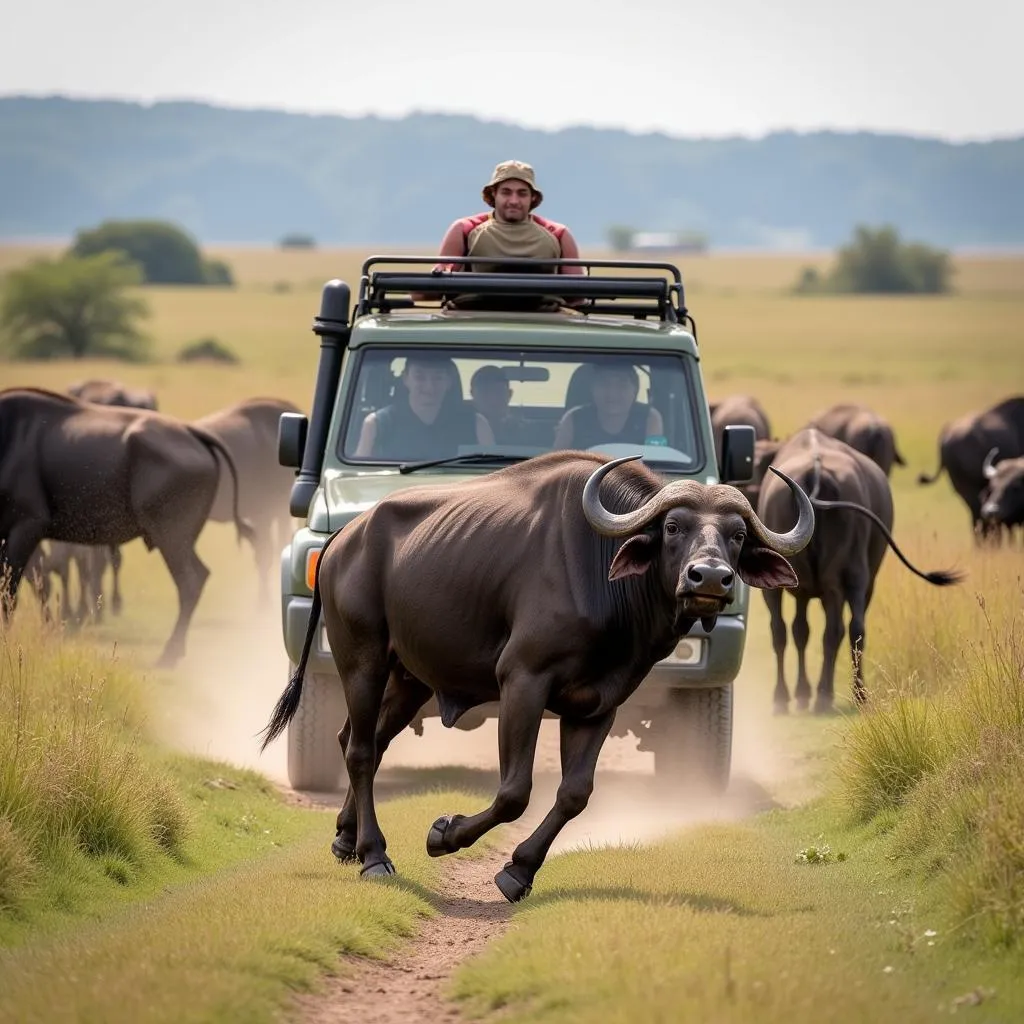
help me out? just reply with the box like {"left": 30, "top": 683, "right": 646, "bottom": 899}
{"left": 292, "top": 839, "right": 520, "bottom": 1024}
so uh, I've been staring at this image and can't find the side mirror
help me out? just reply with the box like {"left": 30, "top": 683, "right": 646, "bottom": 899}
{"left": 278, "top": 413, "right": 309, "bottom": 470}
{"left": 719, "top": 424, "right": 756, "bottom": 483}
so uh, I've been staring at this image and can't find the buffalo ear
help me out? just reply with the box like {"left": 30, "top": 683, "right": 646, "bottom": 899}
{"left": 608, "top": 534, "right": 659, "bottom": 581}
{"left": 737, "top": 545, "right": 799, "bottom": 590}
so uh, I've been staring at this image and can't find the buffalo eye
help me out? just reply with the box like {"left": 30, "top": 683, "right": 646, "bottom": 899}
{"left": 733, "top": 530, "right": 747, "bottom": 545}
{"left": 665, "top": 521, "right": 679, "bottom": 535}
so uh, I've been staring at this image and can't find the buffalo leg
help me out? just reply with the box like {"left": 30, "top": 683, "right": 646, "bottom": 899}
{"left": 333, "top": 672, "right": 432, "bottom": 862}
{"left": 791, "top": 594, "right": 812, "bottom": 711}
{"left": 814, "top": 589, "right": 845, "bottom": 713}
{"left": 427, "top": 673, "right": 548, "bottom": 856}
{"left": 337, "top": 660, "right": 395, "bottom": 876}
{"left": 763, "top": 590, "right": 790, "bottom": 713}
{"left": 0, "top": 521, "right": 49, "bottom": 619}
{"left": 155, "top": 546, "right": 210, "bottom": 667}
{"left": 251, "top": 523, "right": 272, "bottom": 609}
{"left": 846, "top": 576, "right": 870, "bottom": 705}
{"left": 109, "top": 546, "right": 123, "bottom": 616}
{"left": 494, "top": 711, "right": 617, "bottom": 903}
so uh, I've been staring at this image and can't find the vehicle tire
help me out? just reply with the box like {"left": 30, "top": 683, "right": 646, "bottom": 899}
{"left": 286, "top": 666, "right": 349, "bottom": 792}
{"left": 652, "top": 684, "right": 733, "bottom": 793}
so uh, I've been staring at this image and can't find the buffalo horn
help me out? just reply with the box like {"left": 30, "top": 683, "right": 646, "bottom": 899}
{"left": 982, "top": 447, "right": 1000, "bottom": 480}
{"left": 581, "top": 456, "right": 816, "bottom": 556}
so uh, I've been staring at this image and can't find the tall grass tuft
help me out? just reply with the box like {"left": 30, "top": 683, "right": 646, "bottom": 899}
{"left": 0, "top": 606, "right": 191, "bottom": 917}
{"left": 840, "top": 552, "right": 1024, "bottom": 948}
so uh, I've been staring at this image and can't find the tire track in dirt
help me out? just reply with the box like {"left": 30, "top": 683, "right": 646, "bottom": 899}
{"left": 292, "top": 837, "right": 521, "bottom": 1024}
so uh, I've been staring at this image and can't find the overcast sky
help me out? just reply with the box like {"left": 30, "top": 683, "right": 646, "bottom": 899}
{"left": 2, "top": 0, "right": 1021, "bottom": 141}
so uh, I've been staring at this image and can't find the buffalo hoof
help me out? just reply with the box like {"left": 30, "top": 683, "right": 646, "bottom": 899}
{"left": 813, "top": 699, "right": 836, "bottom": 716}
{"left": 772, "top": 703, "right": 789, "bottom": 717}
{"left": 331, "top": 832, "right": 357, "bottom": 863}
{"left": 426, "top": 815, "right": 459, "bottom": 858}
{"left": 494, "top": 863, "right": 532, "bottom": 904}
{"left": 360, "top": 858, "right": 396, "bottom": 879}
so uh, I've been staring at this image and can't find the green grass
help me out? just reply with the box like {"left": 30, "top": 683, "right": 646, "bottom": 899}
{"left": 0, "top": 788, "right": 490, "bottom": 1024}
{"left": 450, "top": 801, "right": 1020, "bottom": 1023}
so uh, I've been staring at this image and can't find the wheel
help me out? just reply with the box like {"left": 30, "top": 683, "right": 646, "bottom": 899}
{"left": 652, "top": 684, "right": 733, "bottom": 793}
{"left": 286, "top": 666, "right": 349, "bottom": 792}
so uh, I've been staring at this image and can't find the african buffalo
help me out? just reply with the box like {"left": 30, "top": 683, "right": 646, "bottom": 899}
{"left": 709, "top": 395, "right": 772, "bottom": 461}
{"left": 65, "top": 378, "right": 160, "bottom": 613}
{"left": 806, "top": 403, "right": 906, "bottom": 477}
{"left": 0, "top": 388, "right": 255, "bottom": 666}
{"left": 193, "top": 397, "right": 303, "bottom": 606}
{"left": 759, "top": 429, "right": 962, "bottom": 713}
{"left": 918, "top": 396, "right": 1024, "bottom": 540}
{"left": 980, "top": 449, "right": 1024, "bottom": 538}
{"left": 68, "top": 378, "right": 159, "bottom": 411}
{"left": 260, "top": 450, "right": 815, "bottom": 901}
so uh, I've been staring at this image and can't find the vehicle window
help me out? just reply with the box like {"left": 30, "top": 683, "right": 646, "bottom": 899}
{"left": 338, "top": 346, "right": 704, "bottom": 471}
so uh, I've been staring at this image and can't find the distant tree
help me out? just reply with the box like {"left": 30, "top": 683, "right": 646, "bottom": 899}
{"left": 0, "top": 253, "right": 151, "bottom": 361}
{"left": 279, "top": 233, "right": 316, "bottom": 250}
{"left": 606, "top": 225, "right": 635, "bottom": 252}
{"left": 798, "top": 225, "right": 953, "bottom": 295}
{"left": 70, "top": 219, "right": 235, "bottom": 286}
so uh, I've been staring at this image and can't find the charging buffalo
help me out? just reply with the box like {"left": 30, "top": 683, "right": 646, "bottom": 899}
{"left": 260, "top": 450, "right": 815, "bottom": 902}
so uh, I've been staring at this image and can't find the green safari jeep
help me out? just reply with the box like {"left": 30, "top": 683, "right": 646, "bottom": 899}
{"left": 277, "top": 256, "right": 756, "bottom": 792}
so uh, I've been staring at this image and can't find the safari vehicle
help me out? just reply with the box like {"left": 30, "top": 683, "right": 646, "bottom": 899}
{"left": 277, "top": 256, "right": 757, "bottom": 791}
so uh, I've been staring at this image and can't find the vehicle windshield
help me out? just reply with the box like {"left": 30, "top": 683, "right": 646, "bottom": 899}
{"left": 338, "top": 346, "right": 705, "bottom": 471}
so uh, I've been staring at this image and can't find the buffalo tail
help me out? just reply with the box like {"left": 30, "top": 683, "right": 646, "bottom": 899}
{"left": 811, "top": 497, "right": 965, "bottom": 586}
{"left": 187, "top": 426, "right": 257, "bottom": 548}
{"left": 916, "top": 449, "right": 944, "bottom": 486}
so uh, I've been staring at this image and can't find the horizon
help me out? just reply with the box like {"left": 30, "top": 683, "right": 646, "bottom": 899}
{"left": 4, "top": 92, "right": 1024, "bottom": 147}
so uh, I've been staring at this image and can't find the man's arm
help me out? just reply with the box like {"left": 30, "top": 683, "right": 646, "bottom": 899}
{"left": 557, "top": 227, "right": 585, "bottom": 276}
{"left": 552, "top": 410, "right": 576, "bottom": 450}
{"left": 474, "top": 413, "right": 496, "bottom": 446}
{"left": 646, "top": 407, "right": 664, "bottom": 437}
{"left": 353, "top": 413, "right": 378, "bottom": 457}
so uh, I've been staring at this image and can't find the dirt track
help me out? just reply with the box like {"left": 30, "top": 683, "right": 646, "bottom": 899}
{"left": 292, "top": 840, "right": 519, "bottom": 1024}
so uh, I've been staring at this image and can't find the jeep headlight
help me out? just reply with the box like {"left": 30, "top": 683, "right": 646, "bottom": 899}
{"left": 660, "top": 638, "right": 705, "bottom": 666}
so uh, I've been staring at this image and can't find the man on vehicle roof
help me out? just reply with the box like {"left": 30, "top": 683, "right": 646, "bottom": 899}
{"left": 435, "top": 160, "right": 585, "bottom": 277}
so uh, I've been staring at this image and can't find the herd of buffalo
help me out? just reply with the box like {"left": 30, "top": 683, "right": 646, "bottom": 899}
{"left": 0, "top": 381, "right": 300, "bottom": 666}
{"left": 711, "top": 393, "right": 1023, "bottom": 711}
{"left": 0, "top": 381, "right": 1021, "bottom": 695}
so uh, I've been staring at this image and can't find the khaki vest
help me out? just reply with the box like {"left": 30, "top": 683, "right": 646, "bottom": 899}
{"left": 466, "top": 215, "right": 561, "bottom": 272}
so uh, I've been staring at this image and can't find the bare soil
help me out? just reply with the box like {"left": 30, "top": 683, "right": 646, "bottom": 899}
{"left": 291, "top": 839, "right": 519, "bottom": 1024}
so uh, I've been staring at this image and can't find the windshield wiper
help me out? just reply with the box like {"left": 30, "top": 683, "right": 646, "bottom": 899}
{"left": 398, "top": 452, "right": 530, "bottom": 475}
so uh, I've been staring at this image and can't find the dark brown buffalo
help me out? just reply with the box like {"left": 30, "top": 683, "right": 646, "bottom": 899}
{"left": 260, "top": 450, "right": 815, "bottom": 901}
{"left": 918, "top": 396, "right": 1024, "bottom": 540}
{"left": 709, "top": 394, "right": 772, "bottom": 460}
{"left": 193, "top": 397, "right": 303, "bottom": 606}
{"left": 65, "top": 378, "right": 160, "bottom": 613}
{"left": 806, "top": 403, "right": 906, "bottom": 477}
{"left": 980, "top": 449, "right": 1024, "bottom": 538}
{"left": 68, "top": 378, "right": 159, "bottom": 411}
{"left": 0, "top": 388, "right": 255, "bottom": 666}
{"left": 759, "top": 429, "right": 962, "bottom": 713}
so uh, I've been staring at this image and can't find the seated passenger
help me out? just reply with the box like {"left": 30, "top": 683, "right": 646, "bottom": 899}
{"left": 553, "top": 360, "right": 664, "bottom": 450}
{"left": 470, "top": 365, "right": 525, "bottom": 445}
{"left": 354, "top": 354, "right": 494, "bottom": 461}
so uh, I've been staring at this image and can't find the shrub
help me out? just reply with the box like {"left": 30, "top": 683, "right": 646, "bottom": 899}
{"left": 279, "top": 233, "right": 316, "bottom": 250}
{"left": 795, "top": 225, "right": 953, "bottom": 295}
{"left": 0, "top": 252, "right": 151, "bottom": 361}
{"left": 70, "top": 220, "right": 234, "bottom": 287}
{"left": 176, "top": 337, "right": 239, "bottom": 364}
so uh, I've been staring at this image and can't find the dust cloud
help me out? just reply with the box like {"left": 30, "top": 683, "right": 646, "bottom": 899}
{"left": 153, "top": 596, "right": 820, "bottom": 857}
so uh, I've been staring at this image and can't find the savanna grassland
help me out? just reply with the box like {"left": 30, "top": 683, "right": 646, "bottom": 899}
{"left": 1, "top": 244, "right": 1023, "bottom": 1022}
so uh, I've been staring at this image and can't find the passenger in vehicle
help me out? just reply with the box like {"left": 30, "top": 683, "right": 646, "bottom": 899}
{"left": 553, "top": 360, "right": 664, "bottom": 450}
{"left": 354, "top": 354, "right": 494, "bottom": 460}
{"left": 470, "top": 365, "right": 525, "bottom": 445}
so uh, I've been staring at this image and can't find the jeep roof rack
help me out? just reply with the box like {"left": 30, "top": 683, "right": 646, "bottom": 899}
{"left": 354, "top": 255, "right": 696, "bottom": 333}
